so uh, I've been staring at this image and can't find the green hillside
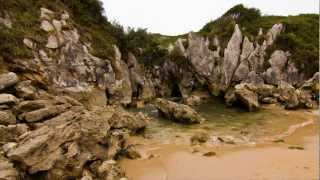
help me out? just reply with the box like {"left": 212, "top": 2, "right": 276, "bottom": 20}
{"left": 200, "top": 4, "right": 319, "bottom": 76}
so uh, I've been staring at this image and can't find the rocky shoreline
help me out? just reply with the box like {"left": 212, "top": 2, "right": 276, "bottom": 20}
{"left": 0, "top": 6, "right": 318, "bottom": 180}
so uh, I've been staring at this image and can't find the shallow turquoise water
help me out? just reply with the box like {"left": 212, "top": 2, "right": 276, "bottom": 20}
{"left": 129, "top": 99, "right": 313, "bottom": 145}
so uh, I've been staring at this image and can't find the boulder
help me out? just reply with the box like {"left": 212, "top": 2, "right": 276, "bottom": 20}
{"left": 15, "top": 80, "right": 38, "bottom": 99}
{"left": 18, "top": 104, "right": 71, "bottom": 123}
{"left": 190, "top": 130, "right": 210, "bottom": 145}
{"left": 0, "top": 72, "right": 19, "bottom": 91}
{"left": 234, "top": 84, "right": 260, "bottom": 111}
{"left": 277, "top": 81, "right": 299, "bottom": 109}
{"left": 0, "top": 111, "right": 16, "bottom": 125}
{"left": 0, "top": 94, "right": 18, "bottom": 105}
{"left": 154, "top": 98, "right": 205, "bottom": 124}
{"left": 107, "top": 107, "right": 149, "bottom": 133}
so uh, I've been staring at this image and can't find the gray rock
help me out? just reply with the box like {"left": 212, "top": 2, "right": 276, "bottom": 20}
{"left": 0, "top": 72, "right": 19, "bottom": 91}
{"left": 46, "top": 34, "right": 59, "bottom": 49}
{"left": 266, "top": 23, "right": 283, "bottom": 46}
{"left": 235, "top": 84, "right": 260, "bottom": 111}
{"left": 40, "top": 20, "right": 54, "bottom": 32}
{"left": 155, "top": 98, "right": 205, "bottom": 124}
{"left": 223, "top": 24, "right": 243, "bottom": 88}
{"left": 264, "top": 50, "right": 288, "bottom": 85}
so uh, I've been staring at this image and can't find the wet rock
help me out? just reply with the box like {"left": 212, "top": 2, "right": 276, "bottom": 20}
{"left": 224, "top": 88, "right": 236, "bottom": 106}
{"left": 190, "top": 131, "right": 210, "bottom": 145}
{"left": 0, "top": 111, "right": 17, "bottom": 125}
{"left": 203, "top": 151, "right": 216, "bottom": 157}
{"left": 18, "top": 104, "right": 71, "bottom": 123}
{"left": 0, "top": 72, "right": 19, "bottom": 91}
{"left": 277, "top": 81, "right": 299, "bottom": 109}
{"left": 124, "top": 146, "right": 141, "bottom": 159}
{"left": 15, "top": 80, "right": 38, "bottom": 99}
{"left": 297, "top": 90, "right": 316, "bottom": 109}
{"left": 235, "top": 84, "right": 260, "bottom": 111}
{"left": 155, "top": 98, "right": 205, "bottom": 124}
{"left": 184, "top": 95, "right": 202, "bottom": 106}
{"left": 0, "top": 94, "right": 18, "bottom": 106}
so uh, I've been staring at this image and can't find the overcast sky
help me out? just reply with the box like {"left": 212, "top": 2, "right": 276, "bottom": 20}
{"left": 102, "top": 0, "right": 319, "bottom": 35}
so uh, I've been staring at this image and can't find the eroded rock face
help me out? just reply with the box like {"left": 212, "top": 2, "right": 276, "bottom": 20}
{"left": 154, "top": 98, "right": 205, "bottom": 124}
{"left": 223, "top": 24, "right": 243, "bottom": 88}
{"left": 4, "top": 106, "right": 147, "bottom": 179}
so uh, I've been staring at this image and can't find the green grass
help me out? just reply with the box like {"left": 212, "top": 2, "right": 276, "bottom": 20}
{"left": 0, "top": 0, "right": 124, "bottom": 61}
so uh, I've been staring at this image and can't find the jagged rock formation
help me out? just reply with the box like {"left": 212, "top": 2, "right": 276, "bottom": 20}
{"left": 0, "top": 72, "right": 149, "bottom": 179}
{"left": 168, "top": 22, "right": 317, "bottom": 111}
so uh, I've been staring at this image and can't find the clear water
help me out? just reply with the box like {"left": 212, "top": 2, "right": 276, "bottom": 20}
{"left": 128, "top": 99, "right": 315, "bottom": 145}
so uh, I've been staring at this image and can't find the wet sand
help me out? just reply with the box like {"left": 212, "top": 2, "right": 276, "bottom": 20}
{"left": 121, "top": 109, "right": 319, "bottom": 180}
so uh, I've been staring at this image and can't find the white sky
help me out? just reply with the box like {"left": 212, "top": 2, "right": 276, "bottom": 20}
{"left": 102, "top": 0, "right": 319, "bottom": 35}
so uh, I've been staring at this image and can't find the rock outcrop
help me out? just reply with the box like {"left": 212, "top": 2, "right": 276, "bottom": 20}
{"left": 234, "top": 84, "right": 260, "bottom": 111}
{"left": 154, "top": 98, "right": 205, "bottom": 124}
{"left": 0, "top": 71, "right": 149, "bottom": 179}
